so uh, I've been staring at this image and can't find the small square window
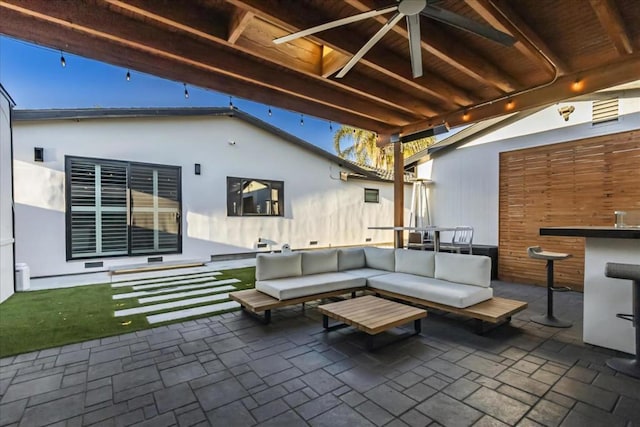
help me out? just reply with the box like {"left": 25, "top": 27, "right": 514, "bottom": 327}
{"left": 364, "top": 188, "right": 379, "bottom": 203}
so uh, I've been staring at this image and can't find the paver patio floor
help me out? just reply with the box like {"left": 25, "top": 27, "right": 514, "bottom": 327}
{"left": 1, "top": 281, "right": 638, "bottom": 426}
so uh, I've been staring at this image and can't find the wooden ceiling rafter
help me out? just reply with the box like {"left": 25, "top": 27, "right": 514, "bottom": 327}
{"left": 228, "top": 8, "right": 254, "bottom": 44}
{"left": 225, "top": 0, "right": 477, "bottom": 108}
{"left": 466, "top": 0, "right": 569, "bottom": 76}
{"left": 589, "top": 0, "right": 633, "bottom": 55}
{"left": 343, "top": 0, "right": 517, "bottom": 93}
{"left": 0, "top": 1, "right": 410, "bottom": 129}
{"left": 101, "top": 0, "right": 430, "bottom": 120}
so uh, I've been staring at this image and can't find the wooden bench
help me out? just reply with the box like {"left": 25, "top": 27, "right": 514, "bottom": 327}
{"left": 230, "top": 287, "right": 527, "bottom": 334}
{"left": 372, "top": 288, "right": 527, "bottom": 334}
{"left": 229, "top": 287, "right": 365, "bottom": 324}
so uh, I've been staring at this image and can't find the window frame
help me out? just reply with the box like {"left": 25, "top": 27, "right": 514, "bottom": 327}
{"left": 364, "top": 188, "right": 380, "bottom": 203}
{"left": 65, "top": 155, "right": 182, "bottom": 261}
{"left": 226, "top": 176, "right": 284, "bottom": 217}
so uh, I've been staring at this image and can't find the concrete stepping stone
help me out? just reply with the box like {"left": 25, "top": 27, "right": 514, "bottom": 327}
{"left": 113, "top": 279, "right": 239, "bottom": 300}
{"left": 138, "top": 285, "right": 237, "bottom": 304}
{"left": 131, "top": 277, "right": 239, "bottom": 291}
{"left": 146, "top": 301, "right": 241, "bottom": 324}
{"left": 114, "top": 293, "right": 230, "bottom": 317}
{"left": 110, "top": 266, "right": 221, "bottom": 283}
{"left": 111, "top": 271, "right": 222, "bottom": 288}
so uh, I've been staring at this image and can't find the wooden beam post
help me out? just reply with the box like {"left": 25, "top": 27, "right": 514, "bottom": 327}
{"left": 394, "top": 137, "right": 404, "bottom": 248}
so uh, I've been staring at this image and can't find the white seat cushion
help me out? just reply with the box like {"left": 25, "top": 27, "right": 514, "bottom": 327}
{"left": 256, "top": 272, "right": 365, "bottom": 300}
{"left": 338, "top": 248, "right": 366, "bottom": 271}
{"left": 342, "top": 268, "right": 389, "bottom": 279}
{"left": 256, "top": 253, "right": 302, "bottom": 281}
{"left": 364, "top": 247, "right": 395, "bottom": 271}
{"left": 301, "top": 249, "right": 338, "bottom": 275}
{"left": 395, "top": 249, "right": 435, "bottom": 277}
{"left": 435, "top": 252, "right": 491, "bottom": 288}
{"left": 367, "top": 272, "right": 493, "bottom": 308}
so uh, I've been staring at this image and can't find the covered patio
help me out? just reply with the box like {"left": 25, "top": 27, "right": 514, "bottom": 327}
{"left": 3, "top": 280, "right": 639, "bottom": 426}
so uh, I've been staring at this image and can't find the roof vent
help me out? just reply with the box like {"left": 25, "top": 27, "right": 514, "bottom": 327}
{"left": 592, "top": 98, "right": 619, "bottom": 125}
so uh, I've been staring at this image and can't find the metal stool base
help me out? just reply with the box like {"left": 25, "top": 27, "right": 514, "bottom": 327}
{"left": 531, "top": 314, "right": 572, "bottom": 328}
{"left": 606, "top": 357, "right": 640, "bottom": 379}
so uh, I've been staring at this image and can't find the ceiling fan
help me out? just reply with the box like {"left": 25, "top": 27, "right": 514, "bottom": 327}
{"left": 273, "top": 0, "right": 516, "bottom": 79}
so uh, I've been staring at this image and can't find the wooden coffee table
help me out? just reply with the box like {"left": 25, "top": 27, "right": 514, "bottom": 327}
{"left": 317, "top": 295, "right": 427, "bottom": 350}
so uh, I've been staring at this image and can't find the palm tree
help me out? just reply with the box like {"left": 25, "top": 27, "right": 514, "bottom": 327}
{"left": 333, "top": 125, "right": 435, "bottom": 170}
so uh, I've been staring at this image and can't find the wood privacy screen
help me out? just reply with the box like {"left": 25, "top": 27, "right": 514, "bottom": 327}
{"left": 499, "top": 129, "right": 640, "bottom": 291}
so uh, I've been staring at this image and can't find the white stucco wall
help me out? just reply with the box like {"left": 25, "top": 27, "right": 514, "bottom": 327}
{"left": 418, "top": 95, "right": 640, "bottom": 245}
{"left": 13, "top": 114, "right": 411, "bottom": 277}
{"left": 0, "top": 90, "right": 14, "bottom": 302}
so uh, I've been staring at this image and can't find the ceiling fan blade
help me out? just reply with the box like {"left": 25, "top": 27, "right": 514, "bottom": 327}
{"left": 420, "top": 5, "right": 516, "bottom": 46}
{"left": 406, "top": 14, "right": 423, "bottom": 78}
{"left": 274, "top": 5, "right": 398, "bottom": 44}
{"left": 336, "top": 12, "right": 404, "bottom": 78}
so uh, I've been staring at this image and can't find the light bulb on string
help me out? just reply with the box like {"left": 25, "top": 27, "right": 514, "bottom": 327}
{"left": 229, "top": 96, "right": 233, "bottom": 108}
{"left": 126, "top": 70, "right": 131, "bottom": 81}
{"left": 183, "top": 83, "right": 189, "bottom": 99}
{"left": 300, "top": 114, "right": 304, "bottom": 126}
{"left": 60, "top": 51, "right": 66, "bottom": 68}
{"left": 268, "top": 107, "right": 272, "bottom": 117}
{"left": 329, "top": 121, "right": 333, "bottom": 132}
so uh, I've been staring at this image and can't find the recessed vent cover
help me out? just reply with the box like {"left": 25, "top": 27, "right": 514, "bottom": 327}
{"left": 592, "top": 98, "right": 619, "bottom": 125}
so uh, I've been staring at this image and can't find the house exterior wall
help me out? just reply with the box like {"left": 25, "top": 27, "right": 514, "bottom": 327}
{"left": 418, "top": 94, "right": 640, "bottom": 245}
{"left": 13, "top": 115, "right": 409, "bottom": 277}
{"left": 0, "top": 90, "right": 14, "bottom": 302}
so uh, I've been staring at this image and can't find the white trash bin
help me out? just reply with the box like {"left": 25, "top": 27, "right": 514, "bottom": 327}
{"left": 15, "top": 263, "right": 30, "bottom": 291}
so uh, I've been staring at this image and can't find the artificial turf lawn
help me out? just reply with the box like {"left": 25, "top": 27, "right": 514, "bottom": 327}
{"left": 0, "top": 267, "right": 255, "bottom": 358}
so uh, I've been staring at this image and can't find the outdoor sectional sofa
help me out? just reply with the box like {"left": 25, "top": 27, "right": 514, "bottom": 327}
{"left": 230, "top": 247, "right": 527, "bottom": 333}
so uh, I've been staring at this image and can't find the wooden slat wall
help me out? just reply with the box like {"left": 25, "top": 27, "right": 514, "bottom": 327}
{"left": 499, "top": 130, "right": 640, "bottom": 290}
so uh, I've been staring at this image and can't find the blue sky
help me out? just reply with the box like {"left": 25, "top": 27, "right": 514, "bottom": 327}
{"left": 0, "top": 36, "right": 342, "bottom": 153}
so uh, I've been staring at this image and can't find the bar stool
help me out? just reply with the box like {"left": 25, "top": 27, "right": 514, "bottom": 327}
{"left": 527, "top": 246, "right": 573, "bottom": 328}
{"left": 604, "top": 262, "right": 640, "bottom": 379}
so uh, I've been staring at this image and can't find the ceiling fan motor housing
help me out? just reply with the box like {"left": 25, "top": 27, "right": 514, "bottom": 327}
{"left": 398, "top": 0, "right": 427, "bottom": 16}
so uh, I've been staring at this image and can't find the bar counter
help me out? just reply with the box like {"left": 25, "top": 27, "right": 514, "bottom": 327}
{"left": 540, "top": 226, "right": 640, "bottom": 354}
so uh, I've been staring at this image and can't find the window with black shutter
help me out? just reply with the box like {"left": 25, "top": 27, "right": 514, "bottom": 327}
{"left": 66, "top": 156, "right": 181, "bottom": 260}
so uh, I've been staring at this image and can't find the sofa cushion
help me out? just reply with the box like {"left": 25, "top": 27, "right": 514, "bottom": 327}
{"left": 364, "top": 247, "right": 395, "bottom": 271}
{"left": 395, "top": 249, "right": 435, "bottom": 277}
{"left": 256, "top": 272, "right": 365, "bottom": 300}
{"left": 255, "top": 253, "right": 302, "bottom": 281}
{"left": 338, "top": 247, "right": 366, "bottom": 271}
{"left": 435, "top": 252, "right": 491, "bottom": 288}
{"left": 342, "top": 268, "right": 389, "bottom": 279}
{"left": 368, "top": 272, "right": 493, "bottom": 308}
{"left": 302, "top": 249, "right": 338, "bottom": 275}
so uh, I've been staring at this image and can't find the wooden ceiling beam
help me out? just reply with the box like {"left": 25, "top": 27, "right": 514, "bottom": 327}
{"left": 0, "top": 7, "right": 396, "bottom": 134}
{"left": 225, "top": 0, "right": 476, "bottom": 108}
{"left": 228, "top": 9, "right": 254, "bottom": 44}
{"left": 0, "top": 0, "right": 418, "bottom": 126}
{"left": 467, "top": 0, "right": 569, "bottom": 76}
{"left": 343, "top": 0, "right": 517, "bottom": 93}
{"left": 399, "top": 53, "right": 640, "bottom": 135}
{"left": 589, "top": 0, "right": 633, "bottom": 55}
{"left": 102, "top": 0, "right": 429, "bottom": 120}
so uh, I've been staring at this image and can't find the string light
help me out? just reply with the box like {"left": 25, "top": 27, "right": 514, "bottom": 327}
{"left": 300, "top": 114, "right": 304, "bottom": 126}
{"left": 268, "top": 106, "right": 272, "bottom": 116}
{"left": 571, "top": 78, "right": 583, "bottom": 92}
{"left": 229, "top": 96, "right": 233, "bottom": 108}
{"left": 60, "top": 50, "right": 66, "bottom": 67}
{"left": 329, "top": 121, "right": 333, "bottom": 132}
{"left": 183, "top": 83, "right": 189, "bottom": 99}
{"left": 462, "top": 110, "right": 470, "bottom": 121}
{"left": 126, "top": 69, "right": 131, "bottom": 81}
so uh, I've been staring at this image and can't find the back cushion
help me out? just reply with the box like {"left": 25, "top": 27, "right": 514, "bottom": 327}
{"left": 395, "top": 249, "right": 435, "bottom": 277}
{"left": 338, "top": 248, "right": 366, "bottom": 271}
{"left": 364, "top": 247, "right": 395, "bottom": 271}
{"left": 256, "top": 253, "right": 302, "bottom": 281}
{"left": 434, "top": 252, "right": 491, "bottom": 287}
{"left": 301, "top": 250, "right": 338, "bottom": 275}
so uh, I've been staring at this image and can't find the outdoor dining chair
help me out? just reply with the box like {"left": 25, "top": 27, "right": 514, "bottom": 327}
{"left": 440, "top": 226, "right": 473, "bottom": 254}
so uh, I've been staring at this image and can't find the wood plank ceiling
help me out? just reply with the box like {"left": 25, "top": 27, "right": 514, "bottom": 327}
{"left": 1, "top": 0, "right": 639, "bottom": 141}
